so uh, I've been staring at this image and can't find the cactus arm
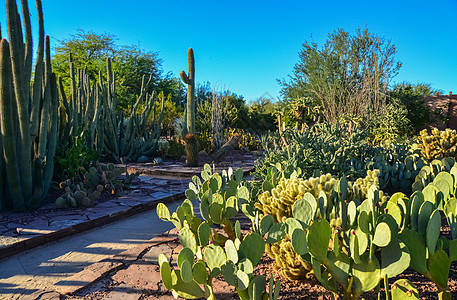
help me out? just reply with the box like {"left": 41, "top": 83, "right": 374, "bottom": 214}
{"left": 180, "top": 70, "right": 190, "bottom": 84}
{"left": 20, "top": 0, "right": 33, "bottom": 84}
{"left": 6, "top": 0, "right": 33, "bottom": 202}
{"left": 37, "top": 36, "right": 52, "bottom": 159}
{"left": 69, "top": 53, "right": 78, "bottom": 135}
{"left": 29, "top": 0, "right": 44, "bottom": 137}
{"left": 42, "top": 73, "right": 59, "bottom": 197}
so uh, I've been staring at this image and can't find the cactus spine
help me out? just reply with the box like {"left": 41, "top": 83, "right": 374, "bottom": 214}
{"left": 0, "top": 0, "right": 58, "bottom": 210}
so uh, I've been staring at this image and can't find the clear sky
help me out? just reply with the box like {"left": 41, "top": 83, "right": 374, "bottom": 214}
{"left": 1, "top": 0, "right": 456, "bottom": 102}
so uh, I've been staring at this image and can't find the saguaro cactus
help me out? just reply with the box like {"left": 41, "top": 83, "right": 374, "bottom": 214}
{"left": 180, "top": 48, "right": 196, "bottom": 134}
{"left": 180, "top": 48, "right": 199, "bottom": 166}
{"left": 0, "top": 0, "right": 59, "bottom": 210}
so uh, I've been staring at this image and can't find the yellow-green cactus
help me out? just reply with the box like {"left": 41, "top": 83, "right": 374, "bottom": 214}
{"left": 256, "top": 174, "right": 336, "bottom": 223}
{"left": 266, "top": 238, "right": 315, "bottom": 281}
{"left": 349, "top": 169, "right": 387, "bottom": 203}
{"left": 416, "top": 128, "right": 457, "bottom": 162}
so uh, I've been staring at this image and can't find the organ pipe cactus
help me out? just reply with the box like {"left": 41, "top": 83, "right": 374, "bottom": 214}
{"left": 100, "top": 58, "right": 164, "bottom": 162}
{"left": 157, "top": 165, "right": 280, "bottom": 300}
{"left": 0, "top": 0, "right": 58, "bottom": 210}
{"left": 58, "top": 54, "right": 101, "bottom": 152}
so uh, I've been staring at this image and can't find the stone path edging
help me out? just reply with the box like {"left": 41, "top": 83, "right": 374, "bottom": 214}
{"left": 0, "top": 192, "right": 185, "bottom": 261}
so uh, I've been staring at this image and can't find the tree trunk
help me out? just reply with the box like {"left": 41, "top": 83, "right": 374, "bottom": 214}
{"left": 211, "top": 134, "right": 241, "bottom": 163}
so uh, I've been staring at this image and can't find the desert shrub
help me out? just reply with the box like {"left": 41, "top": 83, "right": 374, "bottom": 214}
{"left": 280, "top": 27, "right": 400, "bottom": 126}
{"left": 55, "top": 130, "right": 100, "bottom": 182}
{"left": 389, "top": 82, "right": 434, "bottom": 131}
{"left": 255, "top": 122, "right": 376, "bottom": 181}
{"left": 165, "top": 138, "right": 186, "bottom": 160}
{"left": 366, "top": 102, "right": 412, "bottom": 145}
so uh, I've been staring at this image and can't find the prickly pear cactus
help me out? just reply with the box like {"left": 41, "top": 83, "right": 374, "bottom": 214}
{"left": 55, "top": 163, "right": 138, "bottom": 208}
{"left": 156, "top": 165, "right": 280, "bottom": 300}
{"left": 390, "top": 279, "right": 419, "bottom": 300}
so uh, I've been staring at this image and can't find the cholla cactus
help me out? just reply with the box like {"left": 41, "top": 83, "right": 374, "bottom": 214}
{"left": 416, "top": 128, "right": 457, "bottom": 162}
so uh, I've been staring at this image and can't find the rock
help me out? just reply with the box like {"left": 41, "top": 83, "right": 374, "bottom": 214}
{"left": 112, "top": 262, "right": 161, "bottom": 291}
{"left": 137, "top": 155, "right": 149, "bottom": 163}
{"left": 143, "top": 244, "right": 173, "bottom": 265}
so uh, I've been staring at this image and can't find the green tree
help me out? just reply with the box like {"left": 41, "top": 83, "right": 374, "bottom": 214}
{"left": 52, "top": 30, "right": 117, "bottom": 88}
{"left": 52, "top": 29, "right": 183, "bottom": 111}
{"left": 247, "top": 97, "right": 277, "bottom": 133}
{"left": 280, "top": 27, "right": 401, "bottom": 126}
{"left": 114, "top": 45, "right": 162, "bottom": 108}
{"left": 389, "top": 82, "right": 436, "bottom": 131}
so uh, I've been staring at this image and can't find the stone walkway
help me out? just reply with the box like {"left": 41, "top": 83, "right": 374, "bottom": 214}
{"left": 0, "top": 176, "right": 189, "bottom": 260}
{"left": 0, "top": 202, "right": 191, "bottom": 300}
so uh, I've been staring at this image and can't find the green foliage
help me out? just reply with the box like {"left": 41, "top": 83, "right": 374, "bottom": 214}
{"left": 156, "top": 165, "right": 280, "bottom": 299}
{"left": 157, "top": 94, "right": 184, "bottom": 136}
{"left": 280, "top": 27, "right": 401, "bottom": 126}
{"left": 366, "top": 102, "right": 412, "bottom": 145}
{"left": 55, "top": 129, "right": 100, "bottom": 181}
{"left": 52, "top": 30, "right": 117, "bottom": 88}
{"left": 52, "top": 29, "right": 183, "bottom": 112}
{"left": 389, "top": 82, "right": 435, "bottom": 131}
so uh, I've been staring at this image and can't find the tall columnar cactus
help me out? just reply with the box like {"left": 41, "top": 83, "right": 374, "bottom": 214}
{"left": 180, "top": 48, "right": 196, "bottom": 134}
{"left": 180, "top": 48, "right": 199, "bottom": 166}
{"left": 58, "top": 54, "right": 102, "bottom": 151}
{"left": 0, "top": 0, "right": 58, "bottom": 210}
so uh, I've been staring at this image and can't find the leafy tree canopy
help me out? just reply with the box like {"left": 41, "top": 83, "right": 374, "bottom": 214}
{"left": 280, "top": 27, "right": 401, "bottom": 126}
{"left": 52, "top": 29, "right": 185, "bottom": 110}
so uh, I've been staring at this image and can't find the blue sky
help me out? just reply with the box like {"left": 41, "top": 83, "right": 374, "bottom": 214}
{"left": 1, "top": 0, "right": 456, "bottom": 101}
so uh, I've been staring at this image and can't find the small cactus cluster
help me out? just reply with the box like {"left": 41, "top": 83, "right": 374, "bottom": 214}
{"left": 256, "top": 174, "right": 337, "bottom": 223}
{"left": 156, "top": 164, "right": 280, "bottom": 300}
{"left": 256, "top": 169, "right": 384, "bottom": 224}
{"left": 56, "top": 163, "right": 137, "bottom": 208}
{"left": 415, "top": 128, "right": 457, "bottom": 162}
{"left": 266, "top": 236, "right": 315, "bottom": 281}
{"left": 348, "top": 169, "right": 387, "bottom": 202}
